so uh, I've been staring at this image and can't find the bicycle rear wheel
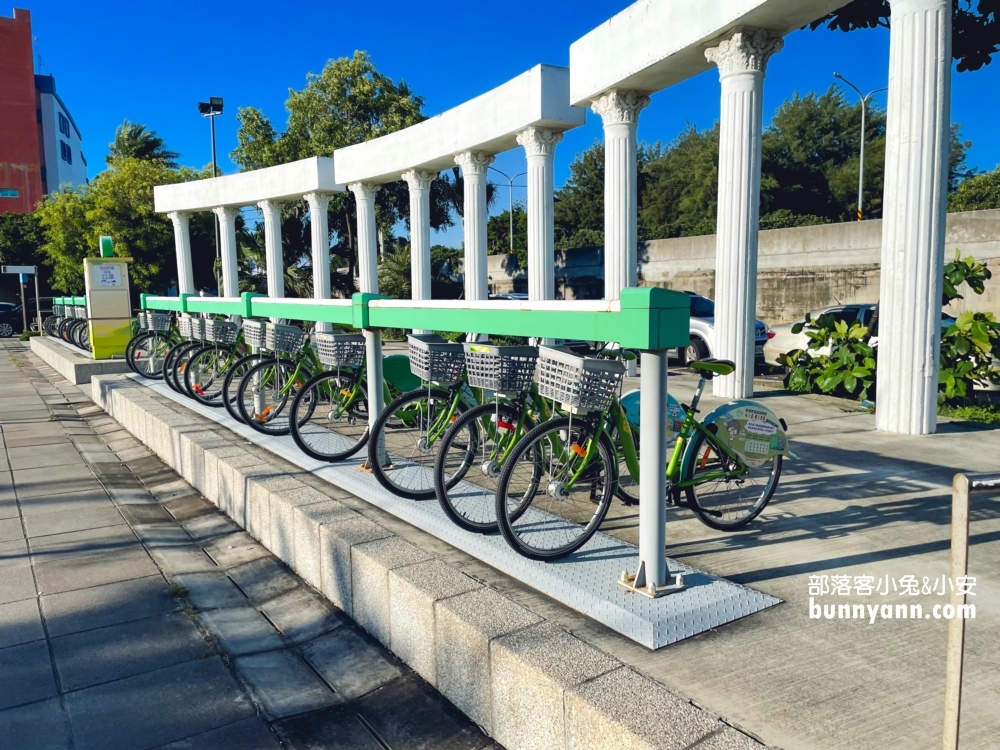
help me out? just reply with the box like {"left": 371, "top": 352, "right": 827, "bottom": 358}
{"left": 367, "top": 387, "right": 465, "bottom": 501}
{"left": 184, "top": 345, "right": 233, "bottom": 406}
{"left": 164, "top": 342, "right": 200, "bottom": 395}
{"left": 129, "top": 332, "right": 169, "bottom": 379}
{"left": 222, "top": 353, "right": 262, "bottom": 424}
{"left": 434, "top": 401, "right": 533, "bottom": 533}
{"left": 495, "top": 417, "right": 615, "bottom": 561}
{"left": 681, "top": 432, "right": 781, "bottom": 530}
{"left": 290, "top": 369, "right": 369, "bottom": 462}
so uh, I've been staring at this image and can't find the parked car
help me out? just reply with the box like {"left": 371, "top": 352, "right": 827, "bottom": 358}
{"left": 678, "top": 293, "right": 770, "bottom": 366}
{"left": 0, "top": 304, "right": 26, "bottom": 337}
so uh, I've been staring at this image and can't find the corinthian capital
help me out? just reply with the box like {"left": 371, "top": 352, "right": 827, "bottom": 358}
{"left": 167, "top": 211, "right": 191, "bottom": 227}
{"left": 212, "top": 206, "right": 240, "bottom": 222}
{"left": 401, "top": 169, "right": 437, "bottom": 191}
{"left": 348, "top": 182, "right": 380, "bottom": 202}
{"left": 705, "top": 29, "right": 783, "bottom": 77}
{"left": 257, "top": 199, "right": 285, "bottom": 215}
{"left": 516, "top": 127, "right": 564, "bottom": 157}
{"left": 454, "top": 151, "right": 495, "bottom": 176}
{"left": 303, "top": 192, "right": 335, "bottom": 213}
{"left": 590, "top": 90, "right": 650, "bottom": 126}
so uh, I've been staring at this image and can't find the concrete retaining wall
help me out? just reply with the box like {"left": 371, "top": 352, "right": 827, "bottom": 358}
{"left": 487, "top": 208, "right": 1000, "bottom": 322}
{"left": 30, "top": 335, "right": 132, "bottom": 384}
{"left": 90, "top": 374, "right": 763, "bottom": 750}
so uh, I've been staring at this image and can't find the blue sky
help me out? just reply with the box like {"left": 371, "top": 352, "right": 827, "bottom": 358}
{"left": 22, "top": 0, "right": 1000, "bottom": 247}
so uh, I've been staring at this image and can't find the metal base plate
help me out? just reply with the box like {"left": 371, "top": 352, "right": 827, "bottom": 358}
{"left": 134, "top": 376, "right": 781, "bottom": 649}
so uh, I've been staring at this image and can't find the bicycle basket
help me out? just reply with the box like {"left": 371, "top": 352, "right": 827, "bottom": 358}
{"left": 73, "top": 306, "right": 87, "bottom": 320}
{"left": 206, "top": 319, "right": 239, "bottom": 346}
{"left": 53, "top": 304, "right": 65, "bottom": 318}
{"left": 189, "top": 317, "right": 207, "bottom": 341}
{"left": 463, "top": 343, "right": 538, "bottom": 392}
{"left": 177, "top": 316, "right": 193, "bottom": 339}
{"left": 242, "top": 319, "right": 268, "bottom": 350}
{"left": 135, "top": 311, "right": 147, "bottom": 329}
{"left": 315, "top": 332, "right": 365, "bottom": 368}
{"left": 537, "top": 346, "right": 625, "bottom": 412}
{"left": 265, "top": 323, "right": 308, "bottom": 356}
{"left": 148, "top": 313, "right": 170, "bottom": 333}
{"left": 408, "top": 334, "right": 465, "bottom": 384}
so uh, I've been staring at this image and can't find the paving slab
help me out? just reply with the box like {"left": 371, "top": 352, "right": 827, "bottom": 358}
{"left": 0, "top": 639, "right": 58, "bottom": 710}
{"left": 0, "top": 517, "right": 22, "bottom": 543}
{"left": 0, "top": 563, "right": 38, "bottom": 605}
{"left": 182, "top": 512, "right": 241, "bottom": 541}
{"left": 172, "top": 572, "right": 248, "bottom": 611}
{"left": 199, "top": 606, "right": 286, "bottom": 656}
{"left": 203, "top": 532, "right": 271, "bottom": 569}
{"left": 0, "top": 597, "right": 45, "bottom": 649}
{"left": 234, "top": 649, "right": 340, "bottom": 720}
{"left": 273, "top": 705, "right": 385, "bottom": 749}
{"left": 259, "top": 588, "right": 346, "bottom": 644}
{"left": 228, "top": 557, "right": 302, "bottom": 604}
{"left": 4, "top": 432, "right": 69, "bottom": 448}
{"left": 41, "top": 575, "right": 178, "bottom": 637}
{"left": 64, "top": 657, "right": 256, "bottom": 750}
{"left": 301, "top": 627, "right": 405, "bottom": 701}
{"left": 23, "top": 506, "right": 124, "bottom": 538}
{"left": 12, "top": 463, "right": 101, "bottom": 498}
{"left": 120, "top": 503, "right": 173, "bottom": 525}
{"left": 0, "top": 537, "right": 29, "bottom": 568}
{"left": 104, "top": 484, "right": 158, "bottom": 505}
{"left": 153, "top": 716, "right": 281, "bottom": 749}
{"left": 34, "top": 546, "right": 159, "bottom": 595}
{"left": 28, "top": 524, "right": 140, "bottom": 564}
{"left": 18, "top": 488, "right": 116, "bottom": 518}
{"left": 51, "top": 611, "right": 208, "bottom": 691}
{"left": 132, "top": 522, "right": 192, "bottom": 548}
{"left": 0, "top": 697, "right": 74, "bottom": 750}
{"left": 6, "top": 445, "right": 86, "bottom": 471}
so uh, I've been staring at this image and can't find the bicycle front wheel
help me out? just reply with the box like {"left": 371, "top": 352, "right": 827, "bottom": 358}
{"left": 290, "top": 369, "right": 369, "bottom": 462}
{"left": 164, "top": 342, "right": 201, "bottom": 395}
{"left": 681, "top": 432, "right": 781, "bottom": 530}
{"left": 185, "top": 345, "right": 234, "bottom": 406}
{"left": 367, "top": 387, "right": 465, "bottom": 500}
{"left": 495, "top": 417, "right": 615, "bottom": 561}
{"left": 222, "top": 353, "right": 263, "bottom": 423}
{"left": 434, "top": 401, "right": 533, "bottom": 533}
{"left": 236, "top": 358, "right": 311, "bottom": 436}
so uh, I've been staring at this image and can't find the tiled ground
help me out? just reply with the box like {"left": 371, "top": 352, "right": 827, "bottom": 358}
{"left": 0, "top": 341, "right": 498, "bottom": 750}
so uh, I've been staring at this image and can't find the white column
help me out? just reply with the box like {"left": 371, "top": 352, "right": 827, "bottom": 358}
{"left": 454, "top": 152, "right": 494, "bottom": 302}
{"left": 168, "top": 211, "right": 194, "bottom": 295}
{"left": 402, "top": 170, "right": 435, "bottom": 335}
{"left": 212, "top": 206, "right": 240, "bottom": 299}
{"left": 257, "top": 200, "right": 285, "bottom": 299}
{"left": 349, "top": 182, "right": 385, "bottom": 457}
{"left": 517, "top": 128, "right": 563, "bottom": 303}
{"left": 706, "top": 30, "right": 783, "bottom": 399}
{"left": 876, "top": 0, "right": 952, "bottom": 435}
{"left": 591, "top": 91, "right": 649, "bottom": 302}
{"left": 305, "top": 192, "right": 335, "bottom": 332}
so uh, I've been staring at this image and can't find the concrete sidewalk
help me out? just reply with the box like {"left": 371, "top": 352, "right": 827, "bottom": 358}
{"left": 0, "top": 341, "right": 498, "bottom": 750}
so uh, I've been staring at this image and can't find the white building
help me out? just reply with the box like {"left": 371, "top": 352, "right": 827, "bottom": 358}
{"left": 35, "top": 74, "right": 88, "bottom": 192}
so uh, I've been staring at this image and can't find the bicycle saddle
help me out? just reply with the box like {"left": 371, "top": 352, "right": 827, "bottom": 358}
{"left": 690, "top": 358, "right": 736, "bottom": 378}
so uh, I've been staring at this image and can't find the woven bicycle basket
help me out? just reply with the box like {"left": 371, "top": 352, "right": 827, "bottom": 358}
{"left": 265, "top": 324, "right": 308, "bottom": 357}
{"left": 408, "top": 334, "right": 465, "bottom": 384}
{"left": 315, "top": 332, "right": 365, "bottom": 368}
{"left": 537, "top": 346, "right": 625, "bottom": 412}
{"left": 241, "top": 319, "right": 267, "bottom": 350}
{"left": 463, "top": 343, "right": 538, "bottom": 392}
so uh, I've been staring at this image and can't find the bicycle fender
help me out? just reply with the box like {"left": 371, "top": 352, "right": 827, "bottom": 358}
{"left": 699, "top": 400, "right": 792, "bottom": 467}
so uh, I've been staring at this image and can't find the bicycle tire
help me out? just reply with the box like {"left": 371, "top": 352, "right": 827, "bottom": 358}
{"left": 129, "top": 332, "right": 169, "bottom": 379}
{"left": 222, "top": 353, "right": 263, "bottom": 424}
{"left": 367, "top": 387, "right": 466, "bottom": 501}
{"left": 185, "top": 344, "right": 237, "bottom": 406}
{"left": 681, "top": 431, "right": 782, "bottom": 530}
{"left": 494, "top": 416, "right": 616, "bottom": 561}
{"left": 236, "top": 357, "right": 312, "bottom": 436}
{"left": 164, "top": 342, "right": 201, "bottom": 395}
{"left": 289, "top": 369, "right": 370, "bottom": 462}
{"left": 434, "top": 401, "right": 534, "bottom": 534}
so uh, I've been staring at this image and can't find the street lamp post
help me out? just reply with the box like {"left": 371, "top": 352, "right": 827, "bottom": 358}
{"left": 834, "top": 73, "right": 887, "bottom": 222}
{"left": 488, "top": 166, "right": 526, "bottom": 255}
{"left": 198, "top": 97, "right": 224, "bottom": 292}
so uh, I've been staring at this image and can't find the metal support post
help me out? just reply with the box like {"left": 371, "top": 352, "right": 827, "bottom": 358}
{"left": 365, "top": 330, "right": 386, "bottom": 465}
{"left": 619, "top": 350, "right": 684, "bottom": 597}
{"left": 33, "top": 272, "right": 42, "bottom": 333}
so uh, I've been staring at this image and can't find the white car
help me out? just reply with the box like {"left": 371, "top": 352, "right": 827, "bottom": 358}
{"left": 764, "top": 304, "right": 877, "bottom": 366}
{"left": 679, "top": 293, "right": 770, "bottom": 366}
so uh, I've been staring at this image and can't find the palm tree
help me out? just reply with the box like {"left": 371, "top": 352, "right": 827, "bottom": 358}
{"left": 106, "top": 120, "right": 180, "bottom": 167}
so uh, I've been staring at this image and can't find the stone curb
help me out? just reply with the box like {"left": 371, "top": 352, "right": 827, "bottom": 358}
{"left": 90, "top": 374, "right": 767, "bottom": 750}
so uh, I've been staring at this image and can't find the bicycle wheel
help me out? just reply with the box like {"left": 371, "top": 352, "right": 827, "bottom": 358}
{"left": 222, "top": 353, "right": 263, "bottom": 424}
{"left": 58, "top": 318, "right": 74, "bottom": 342}
{"left": 184, "top": 345, "right": 233, "bottom": 405}
{"left": 78, "top": 323, "right": 91, "bottom": 352}
{"left": 495, "top": 417, "right": 616, "bottom": 561}
{"left": 290, "top": 369, "right": 370, "bottom": 462}
{"left": 367, "top": 387, "right": 466, "bottom": 501}
{"left": 434, "top": 401, "right": 534, "bottom": 533}
{"left": 43, "top": 316, "right": 59, "bottom": 337}
{"left": 613, "top": 422, "right": 640, "bottom": 505}
{"left": 236, "top": 358, "right": 312, "bottom": 436}
{"left": 681, "top": 432, "right": 782, "bottom": 530}
{"left": 164, "top": 342, "right": 201, "bottom": 395}
{"left": 129, "top": 332, "right": 169, "bottom": 379}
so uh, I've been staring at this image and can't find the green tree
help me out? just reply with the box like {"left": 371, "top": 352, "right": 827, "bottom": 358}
{"left": 949, "top": 166, "right": 1000, "bottom": 211}
{"left": 0, "top": 212, "right": 45, "bottom": 298}
{"left": 554, "top": 141, "right": 605, "bottom": 250}
{"left": 230, "top": 51, "right": 456, "bottom": 291}
{"left": 639, "top": 125, "right": 719, "bottom": 238}
{"left": 487, "top": 203, "right": 528, "bottom": 268}
{"left": 35, "top": 187, "right": 92, "bottom": 294}
{"left": 813, "top": 0, "right": 1000, "bottom": 72}
{"left": 106, "top": 120, "right": 179, "bottom": 168}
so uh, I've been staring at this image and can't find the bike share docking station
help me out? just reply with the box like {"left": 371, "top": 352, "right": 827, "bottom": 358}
{"left": 140, "top": 288, "right": 780, "bottom": 649}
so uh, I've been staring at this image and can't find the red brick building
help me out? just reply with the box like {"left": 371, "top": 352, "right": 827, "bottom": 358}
{"left": 0, "top": 8, "right": 43, "bottom": 213}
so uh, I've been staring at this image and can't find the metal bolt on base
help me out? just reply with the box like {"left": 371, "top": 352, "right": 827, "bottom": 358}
{"left": 618, "top": 560, "right": 686, "bottom": 599}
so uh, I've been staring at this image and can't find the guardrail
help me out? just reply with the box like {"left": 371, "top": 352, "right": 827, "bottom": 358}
{"left": 944, "top": 472, "right": 1000, "bottom": 750}
{"left": 138, "top": 288, "right": 691, "bottom": 593}
{"left": 53, "top": 296, "right": 86, "bottom": 307}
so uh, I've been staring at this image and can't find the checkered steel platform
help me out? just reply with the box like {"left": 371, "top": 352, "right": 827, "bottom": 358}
{"left": 135, "top": 376, "right": 781, "bottom": 649}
